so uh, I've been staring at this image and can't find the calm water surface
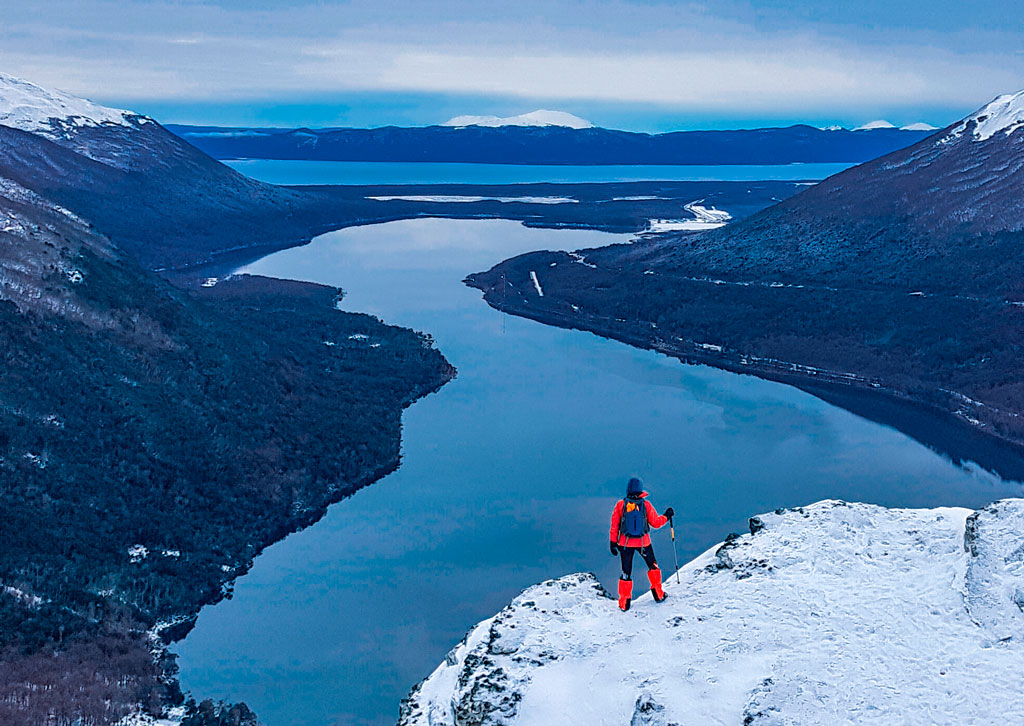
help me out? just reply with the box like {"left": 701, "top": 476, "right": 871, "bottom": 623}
{"left": 175, "top": 218, "right": 1021, "bottom": 726}
{"left": 226, "top": 159, "right": 852, "bottom": 185}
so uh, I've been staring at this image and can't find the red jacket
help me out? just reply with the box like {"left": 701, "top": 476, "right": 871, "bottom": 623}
{"left": 610, "top": 493, "right": 668, "bottom": 548}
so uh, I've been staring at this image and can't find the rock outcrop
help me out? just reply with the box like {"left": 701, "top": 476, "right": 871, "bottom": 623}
{"left": 401, "top": 500, "right": 1024, "bottom": 725}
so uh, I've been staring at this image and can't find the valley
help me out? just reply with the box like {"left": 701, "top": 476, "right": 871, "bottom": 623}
{"left": 3, "top": 70, "right": 1024, "bottom": 726}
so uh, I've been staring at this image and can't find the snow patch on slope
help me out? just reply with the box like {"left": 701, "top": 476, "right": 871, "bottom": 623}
{"left": 0, "top": 73, "right": 145, "bottom": 136}
{"left": 401, "top": 499, "right": 1024, "bottom": 726}
{"left": 946, "top": 90, "right": 1024, "bottom": 142}
{"left": 442, "top": 110, "right": 593, "bottom": 129}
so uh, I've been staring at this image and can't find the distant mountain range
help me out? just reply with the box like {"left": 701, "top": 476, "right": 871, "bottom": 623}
{"left": 167, "top": 122, "right": 937, "bottom": 166}
{"left": 469, "top": 89, "right": 1024, "bottom": 467}
{"left": 442, "top": 109, "right": 594, "bottom": 128}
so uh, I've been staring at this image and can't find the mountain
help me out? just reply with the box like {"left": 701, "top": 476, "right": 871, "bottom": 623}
{"left": 901, "top": 122, "right": 939, "bottom": 131}
{"left": 167, "top": 122, "right": 936, "bottom": 166}
{"left": 853, "top": 119, "right": 897, "bottom": 130}
{"left": 401, "top": 499, "right": 1024, "bottom": 725}
{"left": 467, "top": 90, "right": 1024, "bottom": 464}
{"left": 0, "top": 73, "right": 148, "bottom": 138}
{"left": 0, "top": 74, "right": 346, "bottom": 271}
{"left": 442, "top": 109, "right": 593, "bottom": 128}
{"left": 665, "top": 91, "right": 1024, "bottom": 297}
{"left": 0, "top": 75, "right": 454, "bottom": 724}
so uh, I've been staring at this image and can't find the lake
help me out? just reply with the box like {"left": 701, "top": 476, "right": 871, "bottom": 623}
{"left": 225, "top": 159, "right": 853, "bottom": 185}
{"left": 173, "top": 217, "right": 1022, "bottom": 726}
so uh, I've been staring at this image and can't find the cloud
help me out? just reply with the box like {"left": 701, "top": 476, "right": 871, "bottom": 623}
{"left": 295, "top": 44, "right": 996, "bottom": 113}
{"left": 0, "top": 0, "right": 1021, "bottom": 118}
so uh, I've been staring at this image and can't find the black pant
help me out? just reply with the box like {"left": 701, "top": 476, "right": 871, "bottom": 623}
{"left": 619, "top": 544, "right": 658, "bottom": 579}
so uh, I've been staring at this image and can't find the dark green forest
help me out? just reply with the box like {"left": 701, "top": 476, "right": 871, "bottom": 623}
{"left": 1, "top": 258, "right": 453, "bottom": 723}
{"left": 471, "top": 243, "right": 1024, "bottom": 461}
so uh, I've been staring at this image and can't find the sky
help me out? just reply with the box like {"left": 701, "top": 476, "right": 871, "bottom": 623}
{"left": 1, "top": 0, "right": 1022, "bottom": 132}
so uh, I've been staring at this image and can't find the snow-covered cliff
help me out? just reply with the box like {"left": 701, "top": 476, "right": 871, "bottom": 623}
{"left": 400, "top": 499, "right": 1024, "bottom": 725}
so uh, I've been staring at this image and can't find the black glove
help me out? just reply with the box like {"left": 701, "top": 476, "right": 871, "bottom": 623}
{"left": 609, "top": 541, "right": 619, "bottom": 556}
{"left": 664, "top": 507, "right": 675, "bottom": 519}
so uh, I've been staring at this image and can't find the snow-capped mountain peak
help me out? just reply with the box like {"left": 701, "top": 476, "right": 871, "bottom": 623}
{"left": 0, "top": 73, "right": 148, "bottom": 136}
{"left": 442, "top": 110, "right": 593, "bottom": 129}
{"left": 854, "top": 119, "right": 897, "bottom": 131}
{"left": 946, "top": 90, "right": 1024, "bottom": 142}
{"left": 901, "top": 122, "right": 938, "bottom": 131}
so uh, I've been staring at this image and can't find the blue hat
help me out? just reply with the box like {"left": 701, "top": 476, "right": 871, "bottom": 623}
{"left": 626, "top": 477, "right": 643, "bottom": 497}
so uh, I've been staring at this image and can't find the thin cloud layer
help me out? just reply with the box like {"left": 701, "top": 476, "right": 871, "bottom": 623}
{"left": 1, "top": 0, "right": 1021, "bottom": 126}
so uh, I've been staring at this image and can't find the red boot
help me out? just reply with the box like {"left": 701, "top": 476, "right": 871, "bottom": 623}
{"left": 617, "top": 577, "right": 633, "bottom": 611}
{"left": 648, "top": 567, "right": 666, "bottom": 603}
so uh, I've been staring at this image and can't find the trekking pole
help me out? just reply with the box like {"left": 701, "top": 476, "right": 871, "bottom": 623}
{"left": 669, "top": 516, "right": 680, "bottom": 584}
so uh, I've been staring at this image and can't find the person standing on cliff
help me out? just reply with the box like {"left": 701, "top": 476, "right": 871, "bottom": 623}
{"left": 609, "top": 477, "right": 674, "bottom": 611}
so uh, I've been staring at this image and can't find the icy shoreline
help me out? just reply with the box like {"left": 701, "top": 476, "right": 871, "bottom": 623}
{"left": 400, "top": 499, "right": 1024, "bottom": 725}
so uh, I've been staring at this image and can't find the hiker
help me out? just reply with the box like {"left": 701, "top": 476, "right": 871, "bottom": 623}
{"left": 609, "top": 477, "right": 674, "bottom": 611}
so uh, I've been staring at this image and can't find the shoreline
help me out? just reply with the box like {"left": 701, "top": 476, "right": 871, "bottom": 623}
{"left": 161, "top": 178, "right": 811, "bottom": 276}
{"left": 469, "top": 286, "right": 1024, "bottom": 482}
{"left": 159, "top": 367, "right": 455, "bottom": 646}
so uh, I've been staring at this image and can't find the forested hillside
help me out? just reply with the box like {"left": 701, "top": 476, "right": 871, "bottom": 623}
{"left": 0, "top": 76, "right": 453, "bottom": 725}
{"left": 469, "top": 94, "right": 1024, "bottom": 464}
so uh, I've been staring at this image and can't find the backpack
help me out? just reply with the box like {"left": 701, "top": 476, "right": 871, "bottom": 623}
{"left": 619, "top": 497, "right": 649, "bottom": 539}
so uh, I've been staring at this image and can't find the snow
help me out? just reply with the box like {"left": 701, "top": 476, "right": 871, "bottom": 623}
{"left": 401, "top": 499, "right": 1024, "bottom": 726}
{"left": 442, "top": 110, "right": 593, "bottom": 129}
{"left": 685, "top": 203, "right": 731, "bottom": 224}
{"left": 901, "top": 122, "right": 939, "bottom": 131}
{"left": 820, "top": 125, "right": 845, "bottom": 131}
{"left": 529, "top": 270, "right": 544, "bottom": 297}
{"left": 3, "top": 585, "right": 43, "bottom": 607}
{"left": 0, "top": 73, "right": 144, "bottom": 135}
{"left": 127, "top": 544, "right": 149, "bottom": 563}
{"left": 945, "top": 90, "right": 1024, "bottom": 142}
{"left": 22, "top": 452, "right": 46, "bottom": 469}
{"left": 117, "top": 706, "right": 183, "bottom": 726}
{"left": 567, "top": 251, "right": 597, "bottom": 269}
{"left": 366, "top": 195, "right": 578, "bottom": 204}
{"left": 644, "top": 219, "right": 713, "bottom": 232}
{"left": 179, "top": 130, "right": 269, "bottom": 138}
{"left": 854, "top": 120, "right": 897, "bottom": 130}
{"left": 644, "top": 202, "right": 732, "bottom": 233}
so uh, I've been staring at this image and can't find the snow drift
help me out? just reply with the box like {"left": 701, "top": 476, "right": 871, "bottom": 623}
{"left": 400, "top": 499, "right": 1024, "bottom": 725}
